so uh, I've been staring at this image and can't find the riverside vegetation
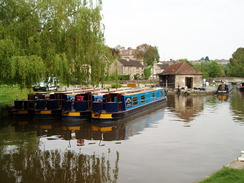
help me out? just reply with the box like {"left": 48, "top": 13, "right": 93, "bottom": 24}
{"left": 198, "top": 167, "right": 244, "bottom": 183}
{"left": 0, "top": 85, "right": 30, "bottom": 120}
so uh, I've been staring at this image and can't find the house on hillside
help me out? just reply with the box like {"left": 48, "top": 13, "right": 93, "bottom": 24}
{"left": 120, "top": 48, "right": 144, "bottom": 66}
{"left": 109, "top": 59, "right": 144, "bottom": 80}
{"left": 158, "top": 62, "right": 203, "bottom": 88}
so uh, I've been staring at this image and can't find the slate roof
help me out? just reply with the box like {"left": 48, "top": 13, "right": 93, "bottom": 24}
{"left": 157, "top": 63, "right": 170, "bottom": 69}
{"left": 118, "top": 59, "right": 143, "bottom": 67}
{"left": 159, "top": 62, "right": 202, "bottom": 75}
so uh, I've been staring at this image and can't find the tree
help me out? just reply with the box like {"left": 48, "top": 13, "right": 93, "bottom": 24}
{"left": 144, "top": 66, "right": 151, "bottom": 80}
{"left": 135, "top": 44, "right": 160, "bottom": 66}
{"left": 0, "top": 0, "right": 112, "bottom": 88}
{"left": 178, "top": 59, "right": 193, "bottom": 67}
{"left": 205, "top": 56, "right": 210, "bottom": 61}
{"left": 227, "top": 48, "right": 244, "bottom": 77}
{"left": 208, "top": 61, "right": 224, "bottom": 78}
{"left": 193, "top": 61, "right": 224, "bottom": 78}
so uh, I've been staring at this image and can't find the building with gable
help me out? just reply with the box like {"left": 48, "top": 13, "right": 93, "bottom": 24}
{"left": 120, "top": 48, "right": 144, "bottom": 66}
{"left": 109, "top": 59, "right": 144, "bottom": 80}
{"left": 158, "top": 62, "right": 203, "bottom": 88}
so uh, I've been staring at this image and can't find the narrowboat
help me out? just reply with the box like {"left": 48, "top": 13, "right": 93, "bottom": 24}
{"left": 91, "top": 88, "right": 167, "bottom": 122}
{"left": 35, "top": 89, "right": 96, "bottom": 120}
{"left": 216, "top": 83, "right": 233, "bottom": 95}
{"left": 62, "top": 92, "right": 94, "bottom": 120}
{"left": 61, "top": 89, "right": 111, "bottom": 120}
{"left": 237, "top": 82, "right": 244, "bottom": 91}
{"left": 34, "top": 92, "right": 69, "bottom": 120}
{"left": 12, "top": 92, "right": 49, "bottom": 119}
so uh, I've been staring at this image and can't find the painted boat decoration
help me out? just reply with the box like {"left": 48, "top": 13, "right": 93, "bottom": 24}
{"left": 216, "top": 83, "right": 233, "bottom": 95}
{"left": 91, "top": 88, "right": 167, "bottom": 122}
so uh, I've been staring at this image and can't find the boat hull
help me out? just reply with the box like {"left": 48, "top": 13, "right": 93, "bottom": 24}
{"left": 91, "top": 97, "right": 167, "bottom": 122}
{"left": 62, "top": 111, "right": 91, "bottom": 121}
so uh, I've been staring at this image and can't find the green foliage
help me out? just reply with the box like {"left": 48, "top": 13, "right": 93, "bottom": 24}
{"left": 0, "top": 0, "right": 112, "bottom": 88}
{"left": 194, "top": 61, "right": 224, "bottom": 78}
{"left": 227, "top": 48, "right": 244, "bottom": 77}
{"left": 178, "top": 59, "right": 194, "bottom": 67}
{"left": 111, "top": 83, "right": 122, "bottom": 88}
{"left": 205, "top": 56, "right": 210, "bottom": 61}
{"left": 135, "top": 44, "right": 160, "bottom": 66}
{"left": 10, "top": 55, "right": 45, "bottom": 88}
{"left": 107, "top": 75, "right": 130, "bottom": 81}
{"left": 134, "top": 74, "right": 141, "bottom": 80}
{"left": 144, "top": 67, "right": 151, "bottom": 79}
{"left": 0, "top": 85, "right": 30, "bottom": 106}
{"left": 200, "top": 56, "right": 210, "bottom": 61}
{"left": 199, "top": 167, "right": 244, "bottom": 183}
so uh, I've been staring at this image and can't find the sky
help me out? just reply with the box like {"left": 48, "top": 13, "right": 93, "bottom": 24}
{"left": 101, "top": 0, "right": 244, "bottom": 61}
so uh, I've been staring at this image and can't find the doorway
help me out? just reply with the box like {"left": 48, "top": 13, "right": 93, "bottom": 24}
{"left": 185, "top": 77, "right": 193, "bottom": 88}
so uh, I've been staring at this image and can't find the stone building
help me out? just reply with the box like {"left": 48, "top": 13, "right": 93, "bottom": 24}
{"left": 109, "top": 59, "right": 144, "bottom": 80}
{"left": 158, "top": 62, "right": 203, "bottom": 88}
{"left": 120, "top": 48, "right": 144, "bottom": 66}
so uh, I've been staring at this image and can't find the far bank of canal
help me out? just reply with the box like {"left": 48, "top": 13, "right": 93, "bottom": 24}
{"left": 0, "top": 87, "right": 244, "bottom": 183}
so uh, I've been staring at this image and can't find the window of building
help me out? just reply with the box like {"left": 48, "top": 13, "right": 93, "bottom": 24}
{"left": 133, "top": 97, "right": 138, "bottom": 106}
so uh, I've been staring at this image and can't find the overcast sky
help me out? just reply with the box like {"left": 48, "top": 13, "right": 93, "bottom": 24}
{"left": 101, "top": 0, "right": 244, "bottom": 61}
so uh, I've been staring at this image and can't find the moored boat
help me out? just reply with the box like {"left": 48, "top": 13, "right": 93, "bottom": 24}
{"left": 216, "top": 83, "right": 233, "bottom": 95}
{"left": 91, "top": 88, "right": 167, "bottom": 122}
{"left": 237, "top": 82, "right": 244, "bottom": 91}
{"left": 62, "top": 92, "right": 94, "bottom": 120}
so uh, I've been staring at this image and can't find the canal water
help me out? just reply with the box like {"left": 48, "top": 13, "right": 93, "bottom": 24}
{"left": 0, "top": 88, "right": 244, "bottom": 183}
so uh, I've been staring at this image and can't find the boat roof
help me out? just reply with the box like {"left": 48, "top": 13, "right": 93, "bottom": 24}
{"left": 109, "top": 87, "right": 163, "bottom": 95}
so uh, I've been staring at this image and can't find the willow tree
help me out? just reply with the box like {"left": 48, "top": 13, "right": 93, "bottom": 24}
{"left": 0, "top": 0, "right": 111, "bottom": 88}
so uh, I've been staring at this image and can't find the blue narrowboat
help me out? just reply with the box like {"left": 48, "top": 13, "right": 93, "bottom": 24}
{"left": 216, "top": 83, "right": 233, "bottom": 95}
{"left": 34, "top": 92, "right": 69, "bottom": 120}
{"left": 34, "top": 90, "right": 104, "bottom": 120}
{"left": 12, "top": 92, "right": 50, "bottom": 119}
{"left": 62, "top": 92, "right": 95, "bottom": 120}
{"left": 91, "top": 88, "right": 167, "bottom": 122}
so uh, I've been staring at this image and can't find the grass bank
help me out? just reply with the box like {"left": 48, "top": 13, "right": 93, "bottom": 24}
{"left": 198, "top": 167, "right": 244, "bottom": 183}
{"left": 0, "top": 85, "right": 31, "bottom": 119}
{"left": 0, "top": 85, "right": 31, "bottom": 106}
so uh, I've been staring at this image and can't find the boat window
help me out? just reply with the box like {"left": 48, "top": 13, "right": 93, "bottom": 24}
{"left": 141, "top": 95, "right": 146, "bottom": 103}
{"left": 160, "top": 91, "right": 163, "bottom": 97}
{"left": 132, "top": 97, "right": 138, "bottom": 106}
{"left": 152, "top": 93, "right": 156, "bottom": 99}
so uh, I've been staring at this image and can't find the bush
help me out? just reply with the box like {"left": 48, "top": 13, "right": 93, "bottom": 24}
{"left": 106, "top": 75, "right": 130, "bottom": 81}
{"left": 111, "top": 83, "right": 122, "bottom": 88}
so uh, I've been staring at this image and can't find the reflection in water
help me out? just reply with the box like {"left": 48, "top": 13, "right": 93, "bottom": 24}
{"left": 0, "top": 148, "right": 119, "bottom": 183}
{"left": 0, "top": 108, "right": 165, "bottom": 183}
{"left": 167, "top": 95, "right": 203, "bottom": 123}
{"left": 13, "top": 107, "right": 165, "bottom": 144}
{"left": 217, "top": 94, "right": 228, "bottom": 101}
{"left": 230, "top": 90, "right": 244, "bottom": 124}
